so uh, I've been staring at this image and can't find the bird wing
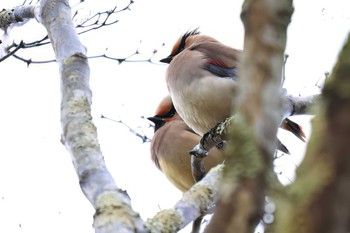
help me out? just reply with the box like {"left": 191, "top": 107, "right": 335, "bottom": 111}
{"left": 205, "top": 63, "right": 238, "bottom": 78}
{"left": 190, "top": 41, "right": 241, "bottom": 67}
{"left": 189, "top": 41, "right": 240, "bottom": 79}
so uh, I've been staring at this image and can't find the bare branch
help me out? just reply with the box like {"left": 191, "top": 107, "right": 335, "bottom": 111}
{"left": 0, "top": 40, "right": 24, "bottom": 62}
{"left": 274, "top": 32, "right": 350, "bottom": 233}
{"left": 0, "top": 0, "right": 134, "bottom": 63}
{"left": 37, "top": 0, "right": 146, "bottom": 232}
{"left": 205, "top": 0, "right": 294, "bottom": 232}
{"left": 3, "top": 39, "right": 164, "bottom": 65}
{"left": 75, "top": 2, "right": 134, "bottom": 35}
{"left": 100, "top": 114, "right": 151, "bottom": 143}
{"left": 0, "top": 5, "right": 37, "bottom": 58}
{"left": 0, "top": 6, "right": 36, "bottom": 30}
{"left": 146, "top": 164, "right": 223, "bottom": 232}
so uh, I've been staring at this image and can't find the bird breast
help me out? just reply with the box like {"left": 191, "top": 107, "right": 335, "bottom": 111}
{"left": 166, "top": 50, "right": 238, "bottom": 135}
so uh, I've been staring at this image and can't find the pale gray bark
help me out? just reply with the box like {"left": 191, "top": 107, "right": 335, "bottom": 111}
{"left": 37, "top": 0, "right": 146, "bottom": 232}
{"left": 146, "top": 164, "right": 223, "bottom": 232}
{"left": 0, "top": 5, "right": 36, "bottom": 30}
{"left": 0, "top": 5, "right": 37, "bottom": 57}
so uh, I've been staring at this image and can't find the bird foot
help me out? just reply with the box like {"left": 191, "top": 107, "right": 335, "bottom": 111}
{"left": 190, "top": 147, "right": 207, "bottom": 182}
{"left": 189, "top": 144, "right": 209, "bottom": 158}
{"left": 216, "top": 141, "right": 225, "bottom": 149}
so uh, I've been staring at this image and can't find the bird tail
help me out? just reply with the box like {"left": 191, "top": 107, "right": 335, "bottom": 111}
{"left": 281, "top": 118, "right": 306, "bottom": 142}
{"left": 277, "top": 139, "right": 290, "bottom": 154}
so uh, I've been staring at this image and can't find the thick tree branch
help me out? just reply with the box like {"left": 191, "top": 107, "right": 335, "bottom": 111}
{"left": 146, "top": 164, "right": 224, "bottom": 233}
{"left": 274, "top": 32, "right": 350, "bottom": 233}
{"left": 0, "top": 5, "right": 36, "bottom": 30}
{"left": 37, "top": 0, "right": 146, "bottom": 232}
{"left": 0, "top": 5, "right": 37, "bottom": 57}
{"left": 205, "top": 0, "right": 294, "bottom": 232}
{"left": 283, "top": 94, "right": 321, "bottom": 117}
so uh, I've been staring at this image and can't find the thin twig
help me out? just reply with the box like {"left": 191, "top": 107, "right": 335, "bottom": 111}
{"left": 100, "top": 114, "right": 151, "bottom": 143}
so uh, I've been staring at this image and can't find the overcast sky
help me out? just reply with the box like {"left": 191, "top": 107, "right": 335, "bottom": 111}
{"left": 0, "top": 0, "right": 349, "bottom": 232}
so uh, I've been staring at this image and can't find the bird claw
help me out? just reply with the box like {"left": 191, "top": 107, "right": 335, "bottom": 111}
{"left": 189, "top": 144, "right": 209, "bottom": 158}
{"left": 216, "top": 141, "right": 224, "bottom": 149}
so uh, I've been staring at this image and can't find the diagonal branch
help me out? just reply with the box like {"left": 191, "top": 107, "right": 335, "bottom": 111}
{"left": 274, "top": 32, "right": 350, "bottom": 233}
{"left": 100, "top": 114, "right": 151, "bottom": 143}
{"left": 0, "top": 40, "right": 24, "bottom": 62}
{"left": 146, "top": 164, "right": 224, "bottom": 232}
{"left": 36, "top": 0, "right": 146, "bottom": 232}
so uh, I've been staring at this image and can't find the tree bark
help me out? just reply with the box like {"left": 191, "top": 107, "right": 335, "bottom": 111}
{"left": 146, "top": 164, "right": 223, "bottom": 232}
{"left": 0, "top": 5, "right": 36, "bottom": 58}
{"left": 205, "top": 0, "right": 294, "bottom": 232}
{"left": 274, "top": 32, "right": 350, "bottom": 233}
{"left": 37, "top": 0, "right": 146, "bottom": 232}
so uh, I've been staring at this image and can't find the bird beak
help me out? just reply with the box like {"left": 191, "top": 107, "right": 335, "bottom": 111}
{"left": 147, "top": 116, "right": 166, "bottom": 132}
{"left": 160, "top": 55, "right": 173, "bottom": 64}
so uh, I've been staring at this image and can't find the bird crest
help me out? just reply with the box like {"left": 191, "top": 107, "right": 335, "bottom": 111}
{"left": 177, "top": 28, "right": 200, "bottom": 53}
{"left": 171, "top": 28, "right": 200, "bottom": 57}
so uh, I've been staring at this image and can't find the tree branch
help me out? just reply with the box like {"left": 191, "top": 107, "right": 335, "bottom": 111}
{"left": 0, "top": 5, "right": 37, "bottom": 58}
{"left": 37, "top": 0, "right": 146, "bottom": 232}
{"left": 100, "top": 114, "right": 151, "bottom": 143}
{"left": 0, "top": 40, "right": 24, "bottom": 62}
{"left": 205, "top": 0, "right": 294, "bottom": 232}
{"left": 0, "top": 0, "right": 134, "bottom": 63}
{"left": 0, "top": 5, "right": 36, "bottom": 30}
{"left": 190, "top": 93, "right": 319, "bottom": 157}
{"left": 146, "top": 164, "right": 224, "bottom": 232}
{"left": 75, "top": 1, "right": 134, "bottom": 35}
{"left": 274, "top": 32, "right": 350, "bottom": 233}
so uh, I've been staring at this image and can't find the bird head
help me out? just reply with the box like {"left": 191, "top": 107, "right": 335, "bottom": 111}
{"left": 160, "top": 28, "right": 219, "bottom": 64}
{"left": 148, "top": 95, "right": 177, "bottom": 132}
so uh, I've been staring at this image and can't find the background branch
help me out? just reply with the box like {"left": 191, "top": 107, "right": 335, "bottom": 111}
{"left": 0, "top": 0, "right": 136, "bottom": 63}
{"left": 100, "top": 114, "right": 151, "bottom": 143}
{"left": 274, "top": 32, "right": 350, "bottom": 233}
{"left": 205, "top": 0, "right": 294, "bottom": 232}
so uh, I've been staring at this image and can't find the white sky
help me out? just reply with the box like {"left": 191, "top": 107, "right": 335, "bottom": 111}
{"left": 0, "top": 0, "right": 349, "bottom": 232}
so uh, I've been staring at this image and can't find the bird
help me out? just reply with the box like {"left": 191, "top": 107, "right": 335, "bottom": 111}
{"left": 160, "top": 29, "right": 306, "bottom": 144}
{"left": 160, "top": 29, "right": 241, "bottom": 136}
{"left": 148, "top": 95, "right": 225, "bottom": 192}
{"left": 148, "top": 95, "right": 302, "bottom": 233}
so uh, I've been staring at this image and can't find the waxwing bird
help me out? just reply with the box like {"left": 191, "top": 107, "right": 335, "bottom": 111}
{"left": 148, "top": 95, "right": 225, "bottom": 193}
{"left": 161, "top": 29, "right": 306, "bottom": 145}
{"left": 161, "top": 29, "right": 241, "bottom": 136}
